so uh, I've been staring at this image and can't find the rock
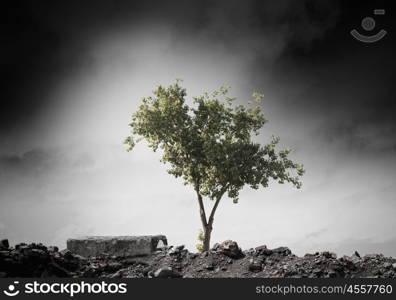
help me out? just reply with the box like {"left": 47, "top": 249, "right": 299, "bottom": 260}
{"left": 60, "top": 249, "right": 73, "bottom": 259}
{"left": 312, "top": 268, "right": 322, "bottom": 276}
{"left": 328, "top": 261, "right": 344, "bottom": 273}
{"left": 205, "top": 263, "right": 214, "bottom": 271}
{"left": 48, "top": 246, "right": 59, "bottom": 252}
{"left": 67, "top": 235, "right": 167, "bottom": 257}
{"left": 200, "top": 251, "right": 209, "bottom": 258}
{"left": 340, "top": 256, "right": 357, "bottom": 271}
{"left": 154, "top": 267, "right": 181, "bottom": 278}
{"left": 383, "top": 262, "right": 392, "bottom": 269}
{"left": 168, "top": 245, "right": 186, "bottom": 256}
{"left": 30, "top": 248, "right": 47, "bottom": 257}
{"left": 350, "top": 253, "right": 361, "bottom": 264}
{"left": 109, "top": 270, "right": 124, "bottom": 278}
{"left": 255, "top": 245, "right": 273, "bottom": 256}
{"left": 284, "top": 268, "right": 298, "bottom": 276}
{"left": 0, "top": 239, "right": 9, "bottom": 249}
{"left": 189, "top": 253, "right": 198, "bottom": 259}
{"left": 373, "top": 269, "right": 382, "bottom": 276}
{"left": 213, "top": 240, "right": 244, "bottom": 259}
{"left": 327, "top": 270, "right": 337, "bottom": 278}
{"left": 73, "top": 254, "right": 87, "bottom": 261}
{"left": 0, "top": 250, "right": 10, "bottom": 257}
{"left": 272, "top": 247, "right": 292, "bottom": 256}
{"left": 104, "top": 262, "right": 123, "bottom": 272}
{"left": 1, "top": 239, "right": 395, "bottom": 279}
{"left": 248, "top": 259, "right": 263, "bottom": 272}
{"left": 321, "top": 251, "right": 337, "bottom": 259}
{"left": 167, "top": 247, "right": 179, "bottom": 256}
{"left": 176, "top": 245, "right": 185, "bottom": 251}
{"left": 46, "top": 262, "right": 71, "bottom": 277}
{"left": 15, "top": 243, "right": 26, "bottom": 250}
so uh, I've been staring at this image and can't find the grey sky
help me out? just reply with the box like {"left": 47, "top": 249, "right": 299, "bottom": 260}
{"left": 1, "top": 0, "right": 395, "bottom": 256}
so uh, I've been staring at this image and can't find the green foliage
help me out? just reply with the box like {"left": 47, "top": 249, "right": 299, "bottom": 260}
{"left": 196, "top": 229, "right": 204, "bottom": 252}
{"left": 125, "top": 81, "right": 304, "bottom": 204}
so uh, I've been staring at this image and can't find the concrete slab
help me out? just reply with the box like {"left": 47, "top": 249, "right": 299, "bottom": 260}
{"left": 66, "top": 235, "right": 167, "bottom": 257}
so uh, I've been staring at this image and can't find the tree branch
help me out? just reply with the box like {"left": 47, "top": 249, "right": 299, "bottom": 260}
{"left": 207, "top": 186, "right": 228, "bottom": 226}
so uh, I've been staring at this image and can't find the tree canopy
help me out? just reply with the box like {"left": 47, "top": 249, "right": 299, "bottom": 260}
{"left": 125, "top": 81, "right": 304, "bottom": 205}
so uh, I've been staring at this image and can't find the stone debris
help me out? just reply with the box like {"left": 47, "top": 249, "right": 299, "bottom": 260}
{"left": 255, "top": 245, "right": 273, "bottom": 256}
{"left": 248, "top": 258, "right": 263, "bottom": 272}
{"left": 153, "top": 267, "right": 182, "bottom": 278}
{"left": 212, "top": 240, "right": 244, "bottom": 259}
{"left": 0, "top": 238, "right": 395, "bottom": 278}
{"left": 0, "top": 242, "right": 85, "bottom": 277}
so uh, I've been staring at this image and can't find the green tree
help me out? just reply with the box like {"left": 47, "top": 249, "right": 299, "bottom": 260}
{"left": 125, "top": 81, "right": 304, "bottom": 251}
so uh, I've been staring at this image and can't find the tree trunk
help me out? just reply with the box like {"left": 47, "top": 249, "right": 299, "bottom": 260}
{"left": 196, "top": 184, "right": 227, "bottom": 252}
{"left": 202, "top": 224, "right": 212, "bottom": 252}
{"left": 200, "top": 196, "right": 221, "bottom": 252}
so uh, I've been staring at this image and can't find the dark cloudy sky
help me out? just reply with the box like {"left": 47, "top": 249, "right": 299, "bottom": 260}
{"left": 1, "top": 0, "right": 396, "bottom": 256}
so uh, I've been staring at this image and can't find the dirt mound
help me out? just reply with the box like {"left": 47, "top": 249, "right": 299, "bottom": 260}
{"left": 1, "top": 239, "right": 395, "bottom": 278}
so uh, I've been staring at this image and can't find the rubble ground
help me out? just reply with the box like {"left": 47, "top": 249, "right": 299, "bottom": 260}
{"left": 1, "top": 239, "right": 395, "bottom": 278}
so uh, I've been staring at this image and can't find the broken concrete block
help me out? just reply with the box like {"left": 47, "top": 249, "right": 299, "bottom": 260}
{"left": 66, "top": 235, "right": 167, "bottom": 257}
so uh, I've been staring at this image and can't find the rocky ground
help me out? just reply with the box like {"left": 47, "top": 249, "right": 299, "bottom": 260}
{"left": 1, "top": 239, "right": 395, "bottom": 278}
